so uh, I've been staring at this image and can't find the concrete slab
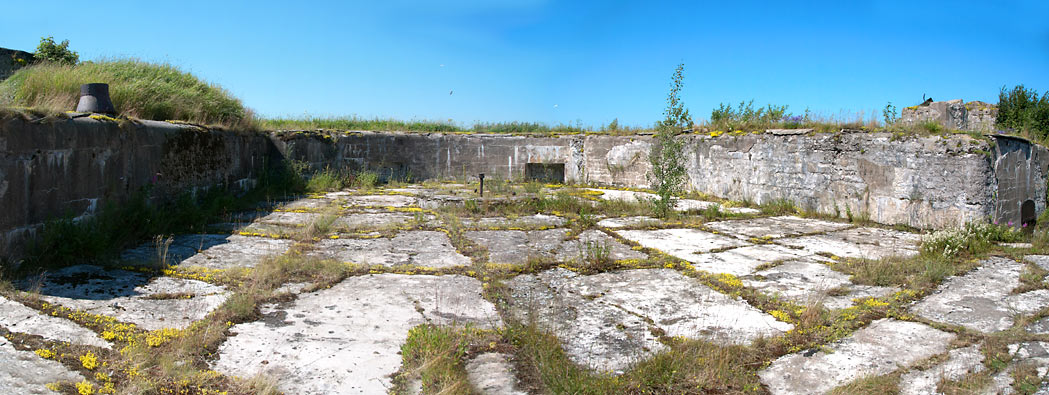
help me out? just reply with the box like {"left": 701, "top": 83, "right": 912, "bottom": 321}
{"left": 688, "top": 244, "right": 813, "bottom": 277}
{"left": 615, "top": 228, "right": 751, "bottom": 262}
{"left": 898, "top": 345, "right": 984, "bottom": 395}
{"left": 259, "top": 211, "right": 323, "bottom": 227}
{"left": 1028, "top": 317, "right": 1049, "bottom": 334}
{"left": 180, "top": 235, "right": 294, "bottom": 270}
{"left": 311, "top": 231, "right": 470, "bottom": 268}
{"left": 912, "top": 257, "right": 1049, "bottom": 333}
{"left": 213, "top": 274, "right": 500, "bottom": 395}
{"left": 508, "top": 268, "right": 791, "bottom": 373}
{"left": 585, "top": 188, "right": 759, "bottom": 214}
{"left": 335, "top": 212, "right": 422, "bottom": 232}
{"left": 777, "top": 226, "right": 920, "bottom": 260}
{"left": 743, "top": 258, "right": 896, "bottom": 310}
{"left": 0, "top": 295, "right": 109, "bottom": 348}
{"left": 466, "top": 353, "right": 526, "bottom": 395}
{"left": 0, "top": 337, "right": 85, "bottom": 395}
{"left": 759, "top": 319, "right": 956, "bottom": 395}
{"left": 120, "top": 234, "right": 229, "bottom": 266}
{"left": 596, "top": 216, "right": 660, "bottom": 229}
{"left": 342, "top": 194, "right": 417, "bottom": 208}
{"left": 1025, "top": 255, "right": 1049, "bottom": 271}
{"left": 466, "top": 229, "right": 643, "bottom": 265}
{"left": 463, "top": 214, "right": 566, "bottom": 229}
{"left": 986, "top": 342, "right": 1049, "bottom": 395}
{"left": 33, "top": 265, "right": 229, "bottom": 331}
{"left": 705, "top": 216, "right": 851, "bottom": 240}
{"left": 281, "top": 198, "right": 334, "bottom": 211}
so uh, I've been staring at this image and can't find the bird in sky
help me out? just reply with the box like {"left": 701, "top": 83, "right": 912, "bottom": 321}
{"left": 449, "top": 90, "right": 453, "bottom": 95}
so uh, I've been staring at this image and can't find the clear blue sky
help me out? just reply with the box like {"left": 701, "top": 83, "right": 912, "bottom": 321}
{"left": 3, "top": 1, "right": 1048, "bottom": 128}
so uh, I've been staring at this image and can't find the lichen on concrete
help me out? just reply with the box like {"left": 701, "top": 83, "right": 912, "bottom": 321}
{"left": 0, "top": 337, "right": 85, "bottom": 394}
{"left": 911, "top": 257, "right": 1049, "bottom": 332}
{"left": 212, "top": 274, "right": 500, "bottom": 395}
{"left": 179, "top": 235, "right": 294, "bottom": 269}
{"left": 0, "top": 295, "right": 110, "bottom": 348}
{"left": 777, "top": 226, "right": 920, "bottom": 260}
{"left": 760, "top": 319, "right": 955, "bottom": 395}
{"left": 508, "top": 268, "right": 791, "bottom": 374}
{"left": 466, "top": 229, "right": 643, "bottom": 265}
{"left": 32, "top": 265, "right": 229, "bottom": 331}
{"left": 615, "top": 228, "right": 752, "bottom": 262}
{"left": 310, "top": 230, "right": 470, "bottom": 268}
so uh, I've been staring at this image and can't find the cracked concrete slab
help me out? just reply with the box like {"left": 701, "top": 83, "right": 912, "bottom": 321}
{"left": 1025, "top": 255, "right": 1049, "bottom": 271}
{"left": 310, "top": 231, "right": 470, "bottom": 268}
{"left": 742, "top": 258, "right": 897, "bottom": 310}
{"left": 0, "top": 337, "right": 85, "bottom": 394}
{"left": 341, "top": 194, "right": 417, "bottom": 208}
{"left": 898, "top": 344, "right": 985, "bottom": 395}
{"left": 120, "top": 234, "right": 229, "bottom": 266}
{"left": 777, "top": 226, "right": 920, "bottom": 260}
{"left": 508, "top": 268, "right": 792, "bottom": 373}
{"left": 912, "top": 257, "right": 1049, "bottom": 333}
{"left": 705, "top": 216, "right": 851, "bottom": 240}
{"left": 688, "top": 244, "right": 813, "bottom": 276}
{"left": 585, "top": 188, "right": 759, "bottom": 214}
{"left": 615, "top": 228, "right": 751, "bottom": 262}
{"left": 760, "top": 319, "right": 955, "bottom": 395}
{"left": 466, "top": 229, "right": 644, "bottom": 265}
{"left": 31, "top": 265, "right": 229, "bottom": 331}
{"left": 463, "top": 214, "right": 566, "bottom": 229}
{"left": 179, "top": 235, "right": 294, "bottom": 269}
{"left": 596, "top": 216, "right": 660, "bottom": 229}
{"left": 212, "top": 274, "right": 500, "bottom": 395}
{"left": 466, "top": 353, "right": 526, "bottom": 395}
{"left": 0, "top": 295, "right": 109, "bottom": 348}
{"left": 986, "top": 342, "right": 1049, "bottom": 394}
{"left": 281, "top": 198, "right": 334, "bottom": 211}
{"left": 335, "top": 212, "right": 423, "bottom": 232}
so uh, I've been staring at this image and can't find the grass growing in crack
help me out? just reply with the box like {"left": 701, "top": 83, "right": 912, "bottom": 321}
{"left": 830, "top": 373, "right": 900, "bottom": 394}
{"left": 392, "top": 324, "right": 486, "bottom": 394}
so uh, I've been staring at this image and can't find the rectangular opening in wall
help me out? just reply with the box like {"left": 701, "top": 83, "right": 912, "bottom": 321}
{"left": 525, "top": 163, "right": 565, "bottom": 184}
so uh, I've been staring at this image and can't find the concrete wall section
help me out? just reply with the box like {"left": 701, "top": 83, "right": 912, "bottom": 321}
{"left": 276, "top": 131, "right": 586, "bottom": 183}
{"left": 990, "top": 135, "right": 1049, "bottom": 227}
{"left": 0, "top": 116, "right": 273, "bottom": 258}
{"left": 676, "top": 132, "right": 996, "bottom": 229}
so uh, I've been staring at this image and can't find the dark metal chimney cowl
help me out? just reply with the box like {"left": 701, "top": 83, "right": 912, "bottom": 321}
{"left": 76, "top": 83, "right": 116, "bottom": 114}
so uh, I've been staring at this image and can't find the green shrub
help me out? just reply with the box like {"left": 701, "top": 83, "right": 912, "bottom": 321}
{"left": 649, "top": 63, "right": 691, "bottom": 218}
{"left": 0, "top": 59, "right": 253, "bottom": 128}
{"left": 305, "top": 167, "right": 350, "bottom": 193}
{"left": 709, "top": 100, "right": 791, "bottom": 131}
{"left": 997, "top": 85, "right": 1049, "bottom": 141}
{"left": 33, "top": 36, "right": 78, "bottom": 65}
{"left": 354, "top": 171, "right": 379, "bottom": 189}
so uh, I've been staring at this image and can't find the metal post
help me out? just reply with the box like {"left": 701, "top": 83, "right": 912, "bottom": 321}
{"left": 479, "top": 173, "right": 485, "bottom": 197}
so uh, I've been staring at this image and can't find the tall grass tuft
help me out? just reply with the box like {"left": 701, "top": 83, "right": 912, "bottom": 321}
{"left": 0, "top": 59, "right": 253, "bottom": 129}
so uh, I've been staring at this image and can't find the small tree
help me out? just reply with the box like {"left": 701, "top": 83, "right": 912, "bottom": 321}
{"left": 998, "top": 85, "right": 1049, "bottom": 142}
{"left": 649, "top": 63, "right": 692, "bottom": 218}
{"left": 34, "top": 36, "right": 79, "bottom": 65}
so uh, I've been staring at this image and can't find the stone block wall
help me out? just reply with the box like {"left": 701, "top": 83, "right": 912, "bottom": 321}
{"left": 901, "top": 99, "right": 997, "bottom": 132}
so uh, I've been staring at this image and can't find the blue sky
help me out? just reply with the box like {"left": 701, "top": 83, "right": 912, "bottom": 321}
{"left": 3, "top": 1, "right": 1048, "bottom": 128}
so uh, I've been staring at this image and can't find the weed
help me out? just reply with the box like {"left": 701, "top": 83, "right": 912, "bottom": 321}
{"left": 760, "top": 198, "right": 800, "bottom": 216}
{"left": 830, "top": 373, "right": 900, "bottom": 394}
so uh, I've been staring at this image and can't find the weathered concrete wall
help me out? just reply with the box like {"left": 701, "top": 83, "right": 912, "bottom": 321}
{"left": 679, "top": 132, "right": 996, "bottom": 229}
{"left": 901, "top": 99, "right": 997, "bottom": 132}
{"left": 275, "top": 131, "right": 586, "bottom": 183}
{"left": 280, "top": 129, "right": 1022, "bottom": 230}
{"left": 0, "top": 47, "right": 33, "bottom": 81}
{"left": 989, "top": 135, "right": 1049, "bottom": 227}
{"left": 4, "top": 120, "right": 1046, "bottom": 260}
{"left": 0, "top": 116, "right": 275, "bottom": 259}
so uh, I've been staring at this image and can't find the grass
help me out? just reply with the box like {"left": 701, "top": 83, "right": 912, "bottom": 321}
{"left": 0, "top": 59, "right": 253, "bottom": 129}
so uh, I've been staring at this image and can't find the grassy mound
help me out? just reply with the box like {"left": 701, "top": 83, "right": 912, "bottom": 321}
{"left": 0, "top": 59, "right": 253, "bottom": 128}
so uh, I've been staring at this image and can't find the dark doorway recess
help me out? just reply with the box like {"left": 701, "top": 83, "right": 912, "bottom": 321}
{"left": 1022, "top": 200, "right": 1037, "bottom": 228}
{"left": 525, "top": 163, "right": 565, "bottom": 184}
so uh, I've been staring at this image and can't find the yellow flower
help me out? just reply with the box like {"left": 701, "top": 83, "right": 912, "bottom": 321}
{"left": 35, "top": 349, "right": 55, "bottom": 359}
{"left": 80, "top": 352, "right": 99, "bottom": 370}
{"left": 76, "top": 380, "right": 94, "bottom": 395}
